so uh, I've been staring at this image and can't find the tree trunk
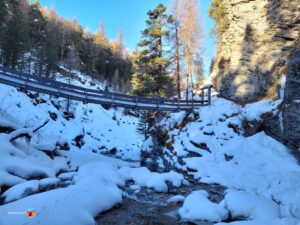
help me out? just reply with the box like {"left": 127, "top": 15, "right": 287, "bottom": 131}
{"left": 175, "top": 26, "right": 181, "bottom": 99}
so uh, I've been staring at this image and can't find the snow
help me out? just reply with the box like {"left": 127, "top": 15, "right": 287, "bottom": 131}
{"left": 39, "top": 178, "right": 60, "bottom": 189}
{"left": 216, "top": 219, "right": 300, "bottom": 225}
{"left": 3, "top": 180, "right": 40, "bottom": 203}
{"left": 242, "top": 99, "right": 281, "bottom": 120}
{"left": 220, "top": 189, "right": 280, "bottom": 220}
{"left": 0, "top": 71, "right": 146, "bottom": 225}
{"left": 0, "top": 68, "right": 299, "bottom": 225}
{"left": 0, "top": 128, "right": 188, "bottom": 225}
{"left": 146, "top": 93, "right": 300, "bottom": 224}
{"left": 0, "top": 119, "right": 20, "bottom": 130}
{"left": 0, "top": 162, "right": 124, "bottom": 225}
{"left": 167, "top": 195, "right": 185, "bottom": 203}
{"left": 0, "top": 81, "right": 142, "bottom": 161}
{"left": 179, "top": 190, "right": 228, "bottom": 222}
{"left": 119, "top": 167, "right": 186, "bottom": 192}
{"left": 0, "top": 132, "right": 68, "bottom": 188}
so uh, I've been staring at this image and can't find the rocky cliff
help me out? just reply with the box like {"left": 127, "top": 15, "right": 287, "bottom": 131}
{"left": 211, "top": 0, "right": 299, "bottom": 103}
{"left": 210, "top": 0, "right": 300, "bottom": 149}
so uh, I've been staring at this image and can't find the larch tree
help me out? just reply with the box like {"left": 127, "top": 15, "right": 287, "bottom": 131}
{"left": 116, "top": 30, "right": 124, "bottom": 59}
{"left": 175, "top": 0, "right": 203, "bottom": 100}
{"left": 168, "top": 13, "right": 182, "bottom": 99}
{"left": 194, "top": 53, "right": 204, "bottom": 89}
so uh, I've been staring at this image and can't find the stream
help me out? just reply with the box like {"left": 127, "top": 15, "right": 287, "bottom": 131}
{"left": 95, "top": 179, "right": 225, "bottom": 225}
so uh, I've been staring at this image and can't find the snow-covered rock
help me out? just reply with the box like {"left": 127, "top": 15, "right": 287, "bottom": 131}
{"left": 221, "top": 189, "right": 280, "bottom": 220}
{"left": 119, "top": 167, "right": 186, "bottom": 193}
{"left": 167, "top": 195, "right": 185, "bottom": 203}
{"left": 179, "top": 190, "right": 228, "bottom": 222}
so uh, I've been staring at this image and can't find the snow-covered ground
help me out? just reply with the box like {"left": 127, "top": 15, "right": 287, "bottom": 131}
{"left": 0, "top": 69, "right": 299, "bottom": 225}
{"left": 0, "top": 71, "right": 188, "bottom": 225}
{"left": 0, "top": 80, "right": 142, "bottom": 160}
{"left": 143, "top": 90, "right": 300, "bottom": 225}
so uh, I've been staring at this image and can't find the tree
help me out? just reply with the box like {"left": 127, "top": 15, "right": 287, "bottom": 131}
{"left": 131, "top": 4, "right": 172, "bottom": 97}
{"left": 0, "top": 0, "right": 132, "bottom": 91}
{"left": 168, "top": 14, "right": 182, "bottom": 99}
{"left": 137, "top": 111, "right": 155, "bottom": 140}
{"left": 0, "top": 0, "right": 8, "bottom": 57}
{"left": 28, "top": 0, "right": 47, "bottom": 75}
{"left": 194, "top": 54, "right": 204, "bottom": 88}
{"left": 44, "top": 11, "right": 60, "bottom": 77}
{"left": 174, "top": 0, "right": 203, "bottom": 100}
{"left": 2, "top": 0, "right": 30, "bottom": 68}
{"left": 116, "top": 30, "right": 124, "bottom": 59}
{"left": 94, "top": 21, "right": 109, "bottom": 47}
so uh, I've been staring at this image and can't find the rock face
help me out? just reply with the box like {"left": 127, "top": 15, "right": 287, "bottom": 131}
{"left": 282, "top": 42, "right": 300, "bottom": 148}
{"left": 210, "top": 0, "right": 300, "bottom": 149}
{"left": 211, "top": 0, "right": 300, "bottom": 103}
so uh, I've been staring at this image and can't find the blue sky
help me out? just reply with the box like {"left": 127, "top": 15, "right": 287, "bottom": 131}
{"left": 37, "top": 0, "right": 216, "bottom": 77}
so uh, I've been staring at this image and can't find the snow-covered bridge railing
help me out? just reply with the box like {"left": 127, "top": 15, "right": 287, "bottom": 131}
{"left": 0, "top": 66, "right": 211, "bottom": 111}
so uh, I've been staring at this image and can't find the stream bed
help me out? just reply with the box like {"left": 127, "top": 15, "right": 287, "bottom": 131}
{"left": 96, "top": 180, "right": 225, "bottom": 225}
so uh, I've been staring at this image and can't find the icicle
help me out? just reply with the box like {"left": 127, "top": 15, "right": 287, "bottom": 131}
{"left": 279, "top": 74, "right": 286, "bottom": 100}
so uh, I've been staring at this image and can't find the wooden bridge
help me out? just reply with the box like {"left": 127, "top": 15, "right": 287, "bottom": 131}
{"left": 0, "top": 66, "right": 211, "bottom": 111}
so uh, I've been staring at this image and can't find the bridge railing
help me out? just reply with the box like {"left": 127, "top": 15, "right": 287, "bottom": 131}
{"left": 0, "top": 65, "right": 212, "bottom": 111}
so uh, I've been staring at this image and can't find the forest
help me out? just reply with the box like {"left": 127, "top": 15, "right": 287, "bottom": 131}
{"left": 0, "top": 0, "right": 205, "bottom": 97}
{"left": 0, "top": 0, "right": 132, "bottom": 92}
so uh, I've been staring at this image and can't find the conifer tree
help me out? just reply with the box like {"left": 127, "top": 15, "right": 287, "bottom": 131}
{"left": 28, "top": 0, "right": 47, "bottom": 75}
{"left": 2, "top": 0, "right": 30, "bottom": 68}
{"left": 131, "top": 4, "right": 172, "bottom": 97}
{"left": 0, "top": 0, "right": 8, "bottom": 56}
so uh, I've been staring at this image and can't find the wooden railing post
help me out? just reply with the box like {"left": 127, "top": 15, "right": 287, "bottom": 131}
{"left": 84, "top": 89, "right": 88, "bottom": 104}
{"left": 135, "top": 97, "right": 138, "bottom": 110}
{"left": 201, "top": 89, "right": 204, "bottom": 106}
{"left": 111, "top": 94, "right": 115, "bottom": 107}
{"left": 208, "top": 86, "right": 212, "bottom": 105}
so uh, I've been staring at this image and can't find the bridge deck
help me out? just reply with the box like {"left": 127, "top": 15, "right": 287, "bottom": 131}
{"left": 0, "top": 66, "right": 211, "bottom": 111}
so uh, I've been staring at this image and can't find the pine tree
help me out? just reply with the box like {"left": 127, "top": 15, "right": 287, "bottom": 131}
{"left": 28, "top": 0, "right": 47, "bottom": 75}
{"left": 0, "top": 0, "right": 8, "bottom": 57}
{"left": 2, "top": 0, "right": 30, "bottom": 68}
{"left": 44, "top": 16, "right": 59, "bottom": 77}
{"left": 131, "top": 4, "right": 172, "bottom": 97}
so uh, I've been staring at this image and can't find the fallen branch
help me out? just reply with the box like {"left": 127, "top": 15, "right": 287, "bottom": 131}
{"left": 9, "top": 119, "right": 49, "bottom": 142}
{"left": 32, "top": 119, "right": 50, "bottom": 133}
{"left": 9, "top": 128, "right": 33, "bottom": 142}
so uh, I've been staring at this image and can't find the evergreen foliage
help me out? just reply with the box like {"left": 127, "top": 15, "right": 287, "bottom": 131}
{"left": 0, "top": 0, "right": 132, "bottom": 90}
{"left": 131, "top": 4, "right": 174, "bottom": 97}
